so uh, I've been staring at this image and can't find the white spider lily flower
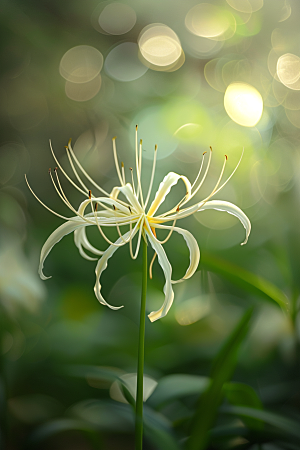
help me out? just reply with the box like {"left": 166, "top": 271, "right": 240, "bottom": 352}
{"left": 25, "top": 127, "right": 251, "bottom": 322}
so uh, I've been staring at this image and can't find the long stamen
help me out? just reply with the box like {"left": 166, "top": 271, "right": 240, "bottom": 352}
{"left": 135, "top": 126, "right": 144, "bottom": 208}
{"left": 191, "top": 151, "right": 206, "bottom": 190}
{"left": 129, "top": 217, "right": 144, "bottom": 259}
{"left": 112, "top": 137, "right": 125, "bottom": 187}
{"left": 202, "top": 154, "right": 228, "bottom": 202}
{"left": 152, "top": 219, "right": 177, "bottom": 244}
{"left": 121, "top": 162, "right": 126, "bottom": 185}
{"left": 149, "top": 252, "right": 157, "bottom": 279}
{"left": 208, "top": 149, "right": 244, "bottom": 197}
{"left": 185, "top": 146, "right": 213, "bottom": 204}
{"left": 92, "top": 200, "right": 138, "bottom": 247}
{"left": 49, "top": 141, "right": 88, "bottom": 197}
{"left": 67, "top": 139, "right": 110, "bottom": 197}
{"left": 144, "top": 144, "right": 158, "bottom": 209}
{"left": 113, "top": 204, "right": 128, "bottom": 243}
{"left": 51, "top": 173, "right": 101, "bottom": 225}
{"left": 49, "top": 168, "right": 78, "bottom": 215}
{"left": 25, "top": 174, "right": 79, "bottom": 222}
{"left": 65, "top": 146, "right": 90, "bottom": 195}
{"left": 129, "top": 167, "right": 136, "bottom": 195}
{"left": 158, "top": 148, "right": 213, "bottom": 219}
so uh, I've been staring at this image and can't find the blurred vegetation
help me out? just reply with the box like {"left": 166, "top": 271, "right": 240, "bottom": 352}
{"left": 1, "top": 0, "right": 300, "bottom": 449}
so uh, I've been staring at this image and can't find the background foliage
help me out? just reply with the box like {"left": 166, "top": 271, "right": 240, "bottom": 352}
{"left": 1, "top": 0, "right": 300, "bottom": 448}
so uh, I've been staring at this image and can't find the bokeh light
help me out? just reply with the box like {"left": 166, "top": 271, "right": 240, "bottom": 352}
{"left": 185, "top": 4, "right": 236, "bottom": 41}
{"left": 224, "top": 82, "right": 263, "bottom": 126}
{"left": 225, "top": 0, "right": 263, "bottom": 13}
{"left": 277, "top": 53, "right": 300, "bottom": 90}
{"left": 65, "top": 75, "right": 102, "bottom": 102}
{"left": 105, "top": 43, "right": 148, "bottom": 82}
{"left": 138, "top": 24, "right": 182, "bottom": 68}
{"left": 98, "top": 3, "right": 136, "bottom": 35}
{"left": 59, "top": 46, "right": 104, "bottom": 83}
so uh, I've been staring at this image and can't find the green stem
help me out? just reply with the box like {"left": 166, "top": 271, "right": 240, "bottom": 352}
{"left": 135, "top": 238, "right": 147, "bottom": 450}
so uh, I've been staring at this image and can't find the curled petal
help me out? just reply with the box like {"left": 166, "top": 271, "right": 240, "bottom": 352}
{"left": 199, "top": 200, "right": 251, "bottom": 245}
{"left": 94, "top": 230, "right": 138, "bottom": 310}
{"left": 39, "top": 219, "right": 88, "bottom": 280}
{"left": 74, "top": 227, "right": 104, "bottom": 261}
{"left": 152, "top": 224, "right": 200, "bottom": 284}
{"left": 147, "top": 172, "right": 192, "bottom": 217}
{"left": 145, "top": 220, "right": 174, "bottom": 322}
{"left": 110, "top": 183, "right": 143, "bottom": 214}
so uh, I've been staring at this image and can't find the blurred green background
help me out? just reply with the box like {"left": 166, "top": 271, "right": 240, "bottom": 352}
{"left": 1, "top": 0, "right": 300, "bottom": 449}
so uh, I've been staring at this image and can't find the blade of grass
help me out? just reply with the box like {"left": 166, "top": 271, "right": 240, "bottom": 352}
{"left": 201, "top": 252, "right": 289, "bottom": 312}
{"left": 187, "top": 307, "right": 254, "bottom": 450}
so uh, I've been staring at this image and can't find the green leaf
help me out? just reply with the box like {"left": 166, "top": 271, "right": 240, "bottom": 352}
{"left": 120, "top": 383, "right": 136, "bottom": 409}
{"left": 28, "top": 419, "right": 100, "bottom": 447}
{"left": 143, "top": 405, "right": 182, "bottom": 450}
{"left": 201, "top": 252, "right": 289, "bottom": 312}
{"left": 222, "top": 405, "right": 300, "bottom": 440}
{"left": 223, "top": 382, "right": 263, "bottom": 429}
{"left": 187, "top": 308, "right": 254, "bottom": 450}
{"left": 64, "top": 364, "right": 124, "bottom": 385}
{"left": 149, "top": 374, "right": 209, "bottom": 409}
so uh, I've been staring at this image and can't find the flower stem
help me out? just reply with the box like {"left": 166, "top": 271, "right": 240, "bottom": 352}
{"left": 135, "top": 237, "right": 147, "bottom": 450}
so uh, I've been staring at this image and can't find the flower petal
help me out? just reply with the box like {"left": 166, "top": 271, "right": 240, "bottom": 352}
{"left": 198, "top": 200, "right": 251, "bottom": 245}
{"left": 94, "top": 230, "right": 138, "bottom": 310}
{"left": 145, "top": 220, "right": 174, "bottom": 322}
{"left": 39, "top": 218, "right": 88, "bottom": 280}
{"left": 147, "top": 172, "right": 192, "bottom": 217}
{"left": 152, "top": 224, "right": 200, "bottom": 284}
{"left": 74, "top": 227, "right": 104, "bottom": 261}
{"left": 110, "top": 183, "right": 143, "bottom": 214}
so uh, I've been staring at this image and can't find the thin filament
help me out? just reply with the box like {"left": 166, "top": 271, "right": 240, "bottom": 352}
{"left": 191, "top": 151, "right": 206, "bottom": 190}
{"left": 144, "top": 144, "right": 158, "bottom": 209}
{"left": 152, "top": 219, "right": 177, "bottom": 245}
{"left": 67, "top": 140, "right": 109, "bottom": 197}
{"left": 49, "top": 141, "right": 88, "bottom": 197}
{"left": 149, "top": 252, "right": 157, "bottom": 279}
{"left": 129, "top": 217, "right": 144, "bottom": 259}
{"left": 112, "top": 137, "right": 125, "bottom": 187}
{"left": 65, "top": 147, "right": 90, "bottom": 195}
{"left": 121, "top": 162, "right": 126, "bottom": 185}
{"left": 135, "top": 127, "right": 144, "bottom": 208}
{"left": 25, "top": 175, "right": 79, "bottom": 222}
{"left": 129, "top": 167, "right": 136, "bottom": 195}
{"left": 93, "top": 201, "right": 138, "bottom": 247}
{"left": 208, "top": 149, "right": 244, "bottom": 198}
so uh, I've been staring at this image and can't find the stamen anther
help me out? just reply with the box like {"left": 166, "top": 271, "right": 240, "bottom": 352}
{"left": 155, "top": 144, "right": 157, "bottom": 151}
{"left": 95, "top": 203, "right": 98, "bottom": 212}
{"left": 203, "top": 151, "right": 207, "bottom": 155}
{"left": 225, "top": 155, "right": 228, "bottom": 160}
{"left": 48, "top": 168, "right": 51, "bottom": 173}
{"left": 89, "top": 190, "right": 92, "bottom": 199}
{"left": 210, "top": 146, "right": 213, "bottom": 151}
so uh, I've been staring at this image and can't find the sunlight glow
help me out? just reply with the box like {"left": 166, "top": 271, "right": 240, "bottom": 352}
{"left": 138, "top": 24, "right": 182, "bottom": 67}
{"left": 224, "top": 82, "right": 263, "bottom": 127}
{"left": 277, "top": 53, "right": 300, "bottom": 90}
